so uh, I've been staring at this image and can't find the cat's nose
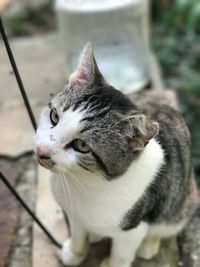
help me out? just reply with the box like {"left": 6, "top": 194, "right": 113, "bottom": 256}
{"left": 36, "top": 146, "right": 50, "bottom": 160}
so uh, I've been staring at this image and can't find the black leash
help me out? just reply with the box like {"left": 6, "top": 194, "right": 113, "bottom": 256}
{"left": 0, "top": 172, "right": 61, "bottom": 248}
{"left": 0, "top": 18, "right": 37, "bottom": 131}
{"left": 0, "top": 17, "right": 62, "bottom": 249}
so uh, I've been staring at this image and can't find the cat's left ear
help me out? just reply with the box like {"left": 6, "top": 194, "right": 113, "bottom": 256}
{"left": 121, "top": 113, "right": 159, "bottom": 151}
{"left": 69, "top": 43, "right": 106, "bottom": 88}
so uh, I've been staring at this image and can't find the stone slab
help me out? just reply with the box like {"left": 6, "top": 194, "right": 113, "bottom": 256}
{"left": 0, "top": 33, "right": 66, "bottom": 155}
{"left": 32, "top": 166, "right": 67, "bottom": 267}
{"left": 0, "top": 154, "right": 35, "bottom": 267}
{"left": 7, "top": 155, "right": 37, "bottom": 267}
{"left": 178, "top": 212, "right": 200, "bottom": 267}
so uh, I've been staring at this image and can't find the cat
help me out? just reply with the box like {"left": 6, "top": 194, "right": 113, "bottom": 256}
{"left": 34, "top": 43, "right": 198, "bottom": 267}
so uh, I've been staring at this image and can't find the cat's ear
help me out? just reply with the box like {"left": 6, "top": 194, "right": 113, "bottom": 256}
{"left": 121, "top": 113, "right": 159, "bottom": 151}
{"left": 69, "top": 43, "right": 106, "bottom": 88}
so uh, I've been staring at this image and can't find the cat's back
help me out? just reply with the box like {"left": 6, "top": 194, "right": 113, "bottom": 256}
{"left": 124, "top": 93, "right": 196, "bottom": 228}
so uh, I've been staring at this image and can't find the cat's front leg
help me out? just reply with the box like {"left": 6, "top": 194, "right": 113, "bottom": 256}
{"left": 136, "top": 235, "right": 160, "bottom": 259}
{"left": 61, "top": 219, "right": 88, "bottom": 266}
{"left": 100, "top": 222, "right": 148, "bottom": 267}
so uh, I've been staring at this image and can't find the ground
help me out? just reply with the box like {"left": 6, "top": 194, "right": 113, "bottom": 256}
{"left": 0, "top": 153, "right": 36, "bottom": 267}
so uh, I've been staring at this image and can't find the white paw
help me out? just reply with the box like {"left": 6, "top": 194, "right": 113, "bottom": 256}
{"left": 137, "top": 248, "right": 155, "bottom": 260}
{"left": 60, "top": 239, "right": 86, "bottom": 266}
{"left": 100, "top": 258, "right": 111, "bottom": 267}
{"left": 100, "top": 258, "right": 131, "bottom": 267}
{"left": 136, "top": 237, "right": 160, "bottom": 260}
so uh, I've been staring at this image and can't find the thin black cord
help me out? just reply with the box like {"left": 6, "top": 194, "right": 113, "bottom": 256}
{"left": 0, "top": 172, "right": 62, "bottom": 249}
{"left": 0, "top": 17, "right": 62, "bottom": 249}
{"left": 0, "top": 17, "right": 37, "bottom": 131}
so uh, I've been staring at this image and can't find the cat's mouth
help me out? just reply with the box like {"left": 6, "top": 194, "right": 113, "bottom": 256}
{"left": 38, "top": 157, "right": 55, "bottom": 169}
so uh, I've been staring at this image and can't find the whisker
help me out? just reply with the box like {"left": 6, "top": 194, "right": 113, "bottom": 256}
{"left": 65, "top": 168, "right": 91, "bottom": 199}
{"left": 62, "top": 172, "right": 74, "bottom": 219}
{"left": 57, "top": 168, "right": 73, "bottom": 218}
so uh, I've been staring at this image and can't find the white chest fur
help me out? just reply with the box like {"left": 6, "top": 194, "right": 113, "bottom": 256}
{"left": 50, "top": 139, "right": 164, "bottom": 237}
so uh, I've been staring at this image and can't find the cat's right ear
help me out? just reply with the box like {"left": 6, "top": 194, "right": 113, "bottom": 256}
{"left": 69, "top": 43, "right": 106, "bottom": 88}
{"left": 121, "top": 113, "right": 159, "bottom": 151}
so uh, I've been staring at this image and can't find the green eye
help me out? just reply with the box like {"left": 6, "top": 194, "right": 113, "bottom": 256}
{"left": 72, "top": 139, "right": 91, "bottom": 153}
{"left": 50, "top": 109, "right": 59, "bottom": 126}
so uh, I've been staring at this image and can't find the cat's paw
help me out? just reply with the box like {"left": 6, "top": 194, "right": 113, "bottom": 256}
{"left": 99, "top": 258, "right": 131, "bottom": 267}
{"left": 136, "top": 237, "right": 160, "bottom": 260}
{"left": 60, "top": 239, "right": 86, "bottom": 266}
{"left": 99, "top": 258, "right": 111, "bottom": 267}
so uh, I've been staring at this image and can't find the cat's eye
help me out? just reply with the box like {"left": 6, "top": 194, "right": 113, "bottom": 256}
{"left": 50, "top": 109, "right": 59, "bottom": 126}
{"left": 72, "top": 139, "right": 91, "bottom": 153}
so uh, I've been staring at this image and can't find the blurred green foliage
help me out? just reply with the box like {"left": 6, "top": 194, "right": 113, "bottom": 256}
{"left": 4, "top": 0, "right": 55, "bottom": 36}
{"left": 152, "top": 0, "right": 200, "bottom": 33}
{"left": 152, "top": 0, "right": 200, "bottom": 184}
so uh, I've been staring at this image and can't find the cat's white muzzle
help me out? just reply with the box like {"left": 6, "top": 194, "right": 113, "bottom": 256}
{"left": 35, "top": 144, "right": 55, "bottom": 169}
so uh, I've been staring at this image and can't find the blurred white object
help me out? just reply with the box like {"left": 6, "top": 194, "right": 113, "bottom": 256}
{"left": 0, "top": 0, "right": 10, "bottom": 13}
{"left": 56, "top": 0, "right": 151, "bottom": 93}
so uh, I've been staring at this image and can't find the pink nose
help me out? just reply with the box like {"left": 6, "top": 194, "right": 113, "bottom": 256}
{"left": 36, "top": 146, "right": 50, "bottom": 160}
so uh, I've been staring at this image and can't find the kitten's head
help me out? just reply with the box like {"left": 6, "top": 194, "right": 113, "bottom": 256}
{"left": 34, "top": 43, "right": 158, "bottom": 179}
